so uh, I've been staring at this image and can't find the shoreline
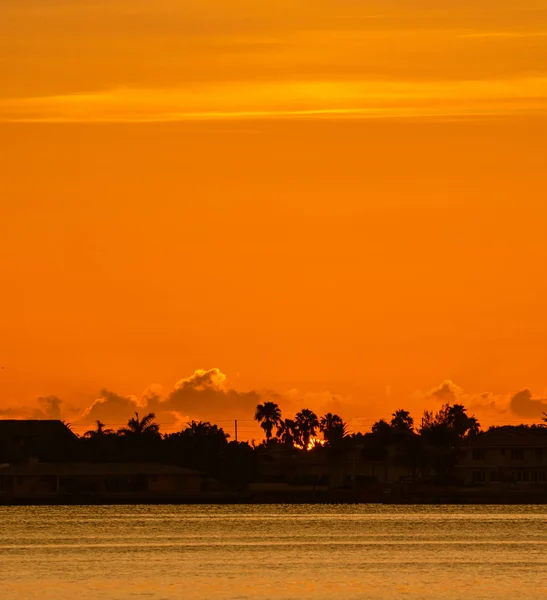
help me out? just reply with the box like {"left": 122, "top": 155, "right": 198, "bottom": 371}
{"left": 2, "top": 489, "right": 547, "bottom": 506}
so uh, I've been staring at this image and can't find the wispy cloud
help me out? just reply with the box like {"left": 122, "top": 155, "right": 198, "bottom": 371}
{"left": 2, "top": 77, "right": 547, "bottom": 123}
{"left": 458, "top": 31, "right": 547, "bottom": 39}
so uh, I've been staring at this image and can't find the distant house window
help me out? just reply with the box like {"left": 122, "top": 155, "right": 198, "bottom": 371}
{"left": 472, "top": 450, "right": 485, "bottom": 461}
{"left": 472, "top": 471, "right": 486, "bottom": 483}
{"left": 490, "top": 471, "right": 498, "bottom": 482}
{"left": 523, "top": 471, "right": 530, "bottom": 482}
{"left": 511, "top": 449, "right": 524, "bottom": 460}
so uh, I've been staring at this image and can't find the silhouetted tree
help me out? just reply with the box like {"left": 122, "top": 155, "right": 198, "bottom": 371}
{"left": 418, "top": 404, "right": 481, "bottom": 481}
{"left": 276, "top": 418, "right": 298, "bottom": 446}
{"left": 390, "top": 409, "right": 414, "bottom": 432}
{"left": 118, "top": 412, "right": 160, "bottom": 437}
{"left": 320, "top": 413, "right": 347, "bottom": 446}
{"left": 421, "top": 404, "right": 480, "bottom": 441}
{"left": 255, "top": 402, "right": 282, "bottom": 442}
{"left": 371, "top": 419, "right": 392, "bottom": 436}
{"left": 163, "top": 421, "right": 230, "bottom": 477}
{"left": 181, "top": 420, "right": 229, "bottom": 440}
{"left": 295, "top": 409, "right": 319, "bottom": 450}
{"left": 80, "top": 420, "right": 118, "bottom": 462}
{"left": 446, "top": 404, "right": 480, "bottom": 438}
{"left": 84, "top": 420, "right": 114, "bottom": 438}
{"left": 218, "top": 440, "right": 257, "bottom": 488}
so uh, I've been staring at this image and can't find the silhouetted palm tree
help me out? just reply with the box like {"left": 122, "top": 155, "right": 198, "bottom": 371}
{"left": 118, "top": 412, "right": 160, "bottom": 436}
{"left": 295, "top": 409, "right": 319, "bottom": 450}
{"left": 254, "top": 402, "right": 282, "bottom": 442}
{"left": 182, "top": 420, "right": 229, "bottom": 440}
{"left": 390, "top": 409, "right": 414, "bottom": 432}
{"left": 371, "top": 419, "right": 392, "bottom": 436}
{"left": 276, "top": 418, "right": 298, "bottom": 446}
{"left": 84, "top": 420, "right": 114, "bottom": 438}
{"left": 320, "top": 413, "right": 347, "bottom": 445}
{"left": 446, "top": 404, "right": 481, "bottom": 438}
{"left": 420, "top": 404, "right": 481, "bottom": 440}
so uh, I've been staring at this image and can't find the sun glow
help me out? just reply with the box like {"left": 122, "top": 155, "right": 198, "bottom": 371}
{"left": 294, "top": 437, "right": 326, "bottom": 451}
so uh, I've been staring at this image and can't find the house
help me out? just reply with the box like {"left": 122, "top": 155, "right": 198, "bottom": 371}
{"left": 256, "top": 440, "right": 413, "bottom": 489}
{"left": 0, "top": 462, "right": 203, "bottom": 498}
{"left": 0, "top": 420, "right": 79, "bottom": 463}
{"left": 457, "top": 427, "right": 547, "bottom": 486}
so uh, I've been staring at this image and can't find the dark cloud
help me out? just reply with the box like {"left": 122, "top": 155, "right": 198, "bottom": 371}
{"left": 0, "top": 407, "right": 21, "bottom": 417}
{"left": 35, "top": 395, "right": 63, "bottom": 419}
{"left": 509, "top": 389, "right": 547, "bottom": 419}
{"left": 468, "top": 392, "right": 507, "bottom": 416}
{"left": 81, "top": 389, "right": 140, "bottom": 424}
{"left": 0, "top": 396, "right": 65, "bottom": 420}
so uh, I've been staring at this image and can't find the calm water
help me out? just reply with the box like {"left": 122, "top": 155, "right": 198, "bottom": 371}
{"left": 2, "top": 504, "right": 547, "bottom": 599}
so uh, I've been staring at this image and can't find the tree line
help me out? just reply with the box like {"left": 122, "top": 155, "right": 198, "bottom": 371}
{"left": 73, "top": 401, "right": 485, "bottom": 480}
{"left": 254, "top": 402, "right": 347, "bottom": 449}
{"left": 6, "top": 402, "right": 544, "bottom": 489}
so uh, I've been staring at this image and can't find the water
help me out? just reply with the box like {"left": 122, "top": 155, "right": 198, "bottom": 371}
{"left": 1, "top": 504, "right": 547, "bottom": 600}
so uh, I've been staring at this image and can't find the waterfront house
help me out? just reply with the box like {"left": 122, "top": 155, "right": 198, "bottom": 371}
{"left": 457, "top": 427, "right": 547, "bottom": 486}
{"left": 0, "top": 419, "right": 79, "bottom": 463}
{"left": 0, "top": 462, "right": 203, "bottom": 498}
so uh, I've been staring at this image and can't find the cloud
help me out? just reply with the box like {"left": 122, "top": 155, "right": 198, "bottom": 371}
{"left": 410, "top": 380, "right": 511, "bottom": 426}
{"left": 0, "top": 395, "right": 66, "bottom": 420}
{"left": 72, "top": 369, "right": 265, "bottom": 432}
{"left": 163, "top": 369, "right": 261, "bottom": 422}
{"left": 35, "top": 395, "right": 63, "bottom": 419}
{"left": 81, "top": 389, "right": 141, "bottom": 424}
{"left": 0, "top": 407, "right": 24, "bottom": 418}
{"left": 70, "top": 369, "right": 359, "bottom": 435}
{"left": 2, "top": 77, "right": 547, "bottom": 123}
{"left": 4, "top": 371, "right": 546, "bottom": 437}
{"left": 426, "top": 380, "right": 462, "bottom": 404}
{"left": 509, "top": 389, "right": 547, "bottom": 419}
{"left": 459, "top": 31, "right": 547, "bottom": 39}
{"left": 174, "top": 368, "right": 227, "bottom": 392}
{"left": 413, "top": 380, "right": 547, "bottom": 425}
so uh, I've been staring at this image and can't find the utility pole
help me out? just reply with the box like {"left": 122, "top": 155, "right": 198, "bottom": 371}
{"left": 234, "top": 419, "right": 238, "bottom": 442}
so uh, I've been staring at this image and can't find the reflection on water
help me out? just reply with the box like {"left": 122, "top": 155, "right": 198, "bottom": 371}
{"left": 2, "top": 505, "right": 547, "bottom": 599}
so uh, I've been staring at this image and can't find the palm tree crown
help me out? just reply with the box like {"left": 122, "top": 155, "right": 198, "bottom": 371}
{"left": 118, "top": 412, "right": 160, "bottom": 436}
{"left": 254, "top": 402, "right": 282, "bottom": 442}
{"left": 84, "top": 420, "right": 114, "bottom": 438}
{"left": 276, "top": 418, "right": 298, "bottom": 446}
{"left": 295, "top": 408, "right": 319, "bottom": 450}
{"left": 320, "top": 413, "right": 347, "bottom": 445}
{"left": 390, "top": 409, "right": 414, "bottom": 432}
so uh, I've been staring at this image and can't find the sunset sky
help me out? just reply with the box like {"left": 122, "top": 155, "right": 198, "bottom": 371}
{"left": 1, "top": 0, "right": 547, "bottom": 436}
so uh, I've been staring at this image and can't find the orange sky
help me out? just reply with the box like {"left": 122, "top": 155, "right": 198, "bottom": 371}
{"left": 1, "top": 0, "right": 547, "bottom": 436}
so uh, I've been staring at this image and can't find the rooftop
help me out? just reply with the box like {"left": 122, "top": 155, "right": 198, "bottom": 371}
{"left": 0, "top": 420, "right": 78, "bottom": 440}
{"left": 464, "top": 427, "right": 547, "bottom": 448}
